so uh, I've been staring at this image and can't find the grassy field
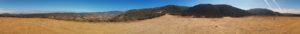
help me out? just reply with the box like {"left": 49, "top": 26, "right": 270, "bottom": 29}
{"left": 1, "top": 14, "right": 300, "bottom": 34}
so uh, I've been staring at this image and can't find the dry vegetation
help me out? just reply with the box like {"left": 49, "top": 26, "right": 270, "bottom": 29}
{"left": 1, "top": 14, "right": 300, "bottom": 34}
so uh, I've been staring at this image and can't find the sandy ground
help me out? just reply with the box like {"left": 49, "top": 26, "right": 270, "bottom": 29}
{"left": 1, "top": 15, "right": 300, "bottom": 34}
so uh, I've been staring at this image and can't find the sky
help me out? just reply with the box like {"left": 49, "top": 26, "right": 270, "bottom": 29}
{"left": 0, "top": 0, "right": 299, "bottom": 14}
{"left": 0, "top": 0, "right": 200, "bottom": 12}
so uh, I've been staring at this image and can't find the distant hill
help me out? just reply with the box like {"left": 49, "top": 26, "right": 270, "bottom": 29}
{"left": 179, "top": 4, "right": 250, "bottom": 18}
{"left": 112, "top": 4, "right": 253, "bottom": 21}
{"left": 281, "top": 13, "right": 300, "bottom": 16}
{"left": 111, "top": 5, "right": 188, "bottom": 21}
{"left": 247, "top": 8, "right": 281, "bottom": 16}
{"left": 0, "top": 11, "right": 124, "bottom": 22}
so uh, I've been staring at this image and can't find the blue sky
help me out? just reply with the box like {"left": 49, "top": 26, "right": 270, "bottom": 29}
{"left": 0, "top": 0, "right": 299, "bottom": 13}
{"left": 0, "top": 0, "right": 200, "bottom": 12}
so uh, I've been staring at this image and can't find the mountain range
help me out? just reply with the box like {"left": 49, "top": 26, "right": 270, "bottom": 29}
{"left": 0, "top": 11, "right": 124, "bottom": 22}
{"left": 0, "top": 4, "right": 299, "bottom": 22}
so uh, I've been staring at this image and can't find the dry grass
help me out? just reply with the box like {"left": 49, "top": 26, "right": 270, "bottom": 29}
{"left": 1, "top": 14, "right": 300, "bottom": 34}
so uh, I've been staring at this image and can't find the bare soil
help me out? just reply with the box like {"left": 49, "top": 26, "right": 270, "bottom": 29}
{"left": 1, "top": 15, "right": 300, "bottom": 34}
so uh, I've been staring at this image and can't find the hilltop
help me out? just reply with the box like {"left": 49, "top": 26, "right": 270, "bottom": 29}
{"left": 1, "top": 14, "right": 300, "bottom": 34}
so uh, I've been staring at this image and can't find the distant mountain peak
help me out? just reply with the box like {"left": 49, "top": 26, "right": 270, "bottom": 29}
{"left": 180, "top": 4, "right": 250, "bottom": 17}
